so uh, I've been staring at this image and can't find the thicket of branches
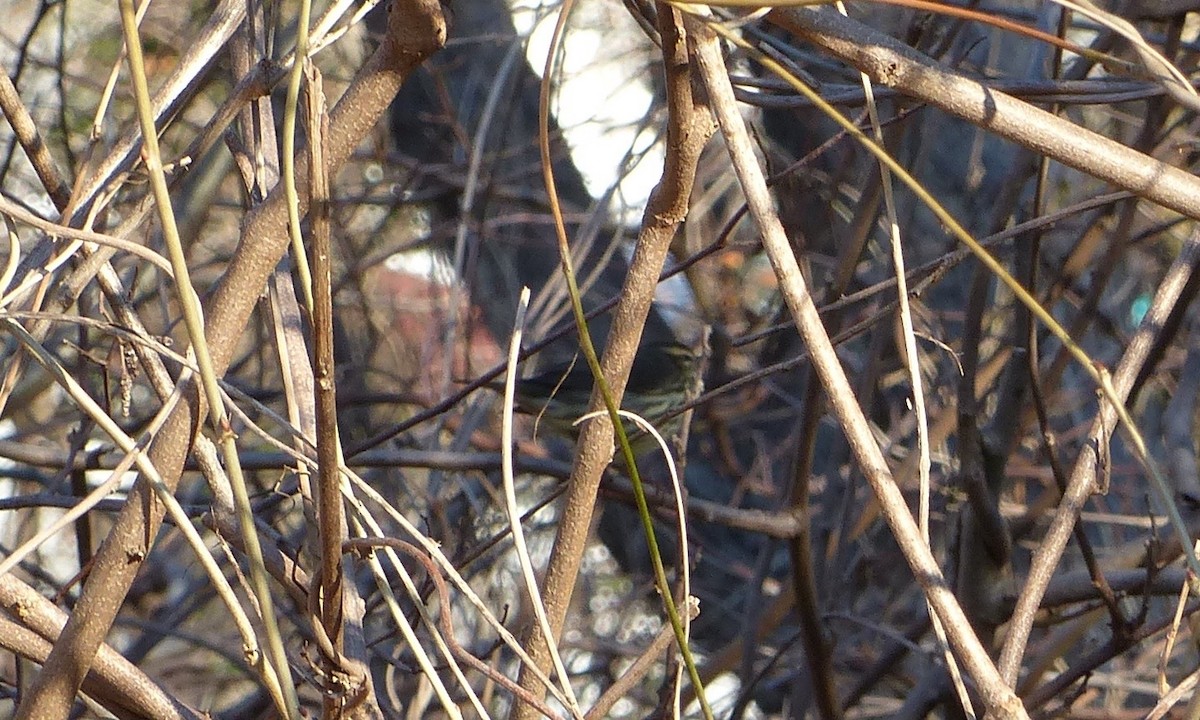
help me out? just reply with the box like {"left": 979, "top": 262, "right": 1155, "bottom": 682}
{"left": 2, "top": 0, "right": 1200, "bottom": 718}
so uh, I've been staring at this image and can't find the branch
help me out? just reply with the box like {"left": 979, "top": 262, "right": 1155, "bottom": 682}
{"left": 684, "top": 10, "right": 1028, "bottom": 719}
{"left": 769, "top": 7, "right": 1200, "bottom": 221}
{"left": 12, "top": 4, "right": 447, "bottom": 718}
{"left": 512, "top": 4, "right": 716, "bottom": 717}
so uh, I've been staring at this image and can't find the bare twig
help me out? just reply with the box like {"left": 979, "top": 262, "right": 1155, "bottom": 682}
{"left": 10, "top": 4, "right": 447, "bottom": 718}
{"left": 998, "top": 227, "right": 1200, "bottom": 684}
{"left": 514, "top": 4, "right": 717, "bottom": 718}
{"left": 768, "top": 7, "right": 1200, "bottom": 221}
{"left": 683, "top": 10, "right": 1028, "bottom": 718}
{"left": 0, "top": 73, "right": 71, "bottom": 209}
{"left": 0, "top": 578, "right": 199, "bottom": 720}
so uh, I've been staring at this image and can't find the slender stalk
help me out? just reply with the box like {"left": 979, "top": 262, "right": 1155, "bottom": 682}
{"left": 683, "top": 11, "right": 1028, "bottom": 718}
{"left": 114, "top": 3, "right": 300, "bottom": 717}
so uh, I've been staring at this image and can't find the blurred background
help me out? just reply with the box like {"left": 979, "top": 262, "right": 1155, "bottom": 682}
{"left": 2, "top": 0, "right": 1200, "bottom": 717}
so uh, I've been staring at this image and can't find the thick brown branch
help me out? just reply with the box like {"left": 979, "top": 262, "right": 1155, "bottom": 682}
{"left": 510, "top": 5, "right": 715, "bottom": 717}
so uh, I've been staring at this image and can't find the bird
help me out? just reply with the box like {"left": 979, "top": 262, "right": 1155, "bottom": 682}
{"left": 500, "top": 340, "right": 703, "bottom": 456}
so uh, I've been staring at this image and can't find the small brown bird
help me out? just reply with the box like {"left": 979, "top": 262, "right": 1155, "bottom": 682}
{"left": 502, "top": 341, "right": 702, "bottom": 454}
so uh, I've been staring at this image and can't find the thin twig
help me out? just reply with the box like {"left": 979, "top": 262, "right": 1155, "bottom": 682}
{"left": 683, "top": 10, "right": 1028, "bottom": 717}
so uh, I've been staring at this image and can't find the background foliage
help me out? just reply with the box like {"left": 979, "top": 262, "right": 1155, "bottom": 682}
{"left": 1, "top": 0, "right": 1200, "bottom": 718}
